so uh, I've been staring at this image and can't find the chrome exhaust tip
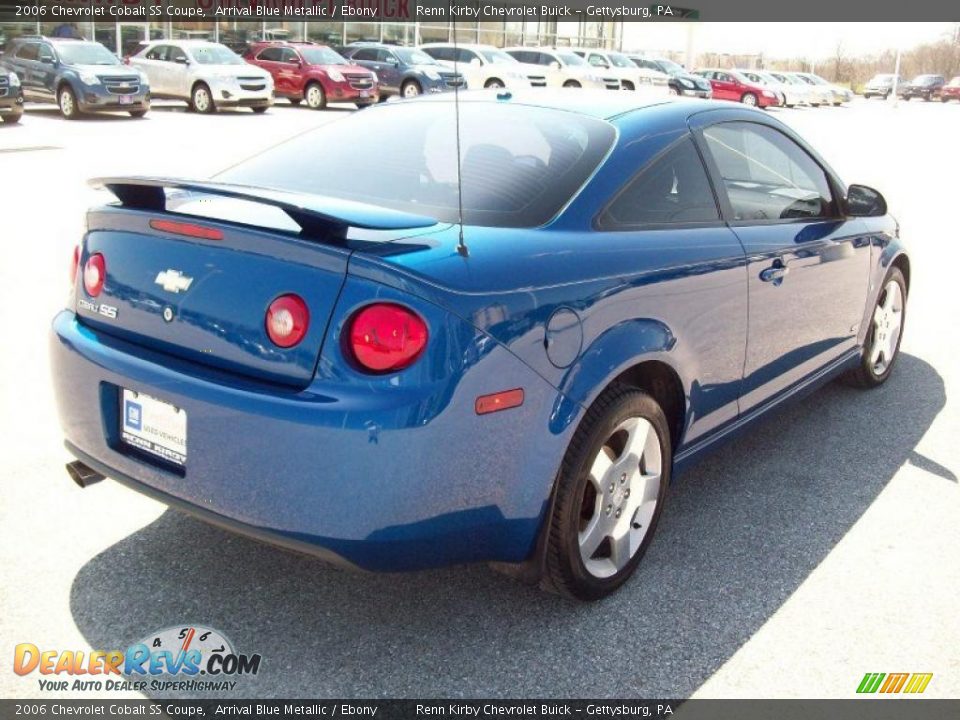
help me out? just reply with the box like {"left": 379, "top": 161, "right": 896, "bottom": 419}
{"left": 66, "top": 460, "right": 105, "bottom": 489}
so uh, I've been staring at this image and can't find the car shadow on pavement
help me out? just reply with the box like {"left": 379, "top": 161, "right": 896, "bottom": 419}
{"left": 69, "top": 353, "right": 946, "bottom": 698}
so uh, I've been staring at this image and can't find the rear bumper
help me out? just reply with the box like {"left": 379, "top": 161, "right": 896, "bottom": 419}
{"left": 50, "top": 310, "right": 563, "bottom": 571}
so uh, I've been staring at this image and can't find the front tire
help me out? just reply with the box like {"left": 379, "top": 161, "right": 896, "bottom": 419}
{"left": 562, "top": 80, "right": 581, "bottom": 89}
{"left": 401, "top": 80, "right": 422, "bottom": 98}
{"left": 1, "top": 112, "right": 22, "bottom": 124}
{"left": 544, "top": 384, "right": 670, "bottom": 601}
{"left": 129, "top": 109, "right": 148, "bottom": 118}
{"left": 191, "top": 83, "right": 214, "bottom": 114}
{"left": 58, "top": 86, "right": 80, "bottom": 119}
{"left": 304, "top": 81, "right": 326, "bottom": 110}
{"left": 741, "top": 92, "right": 758, "bottom": 107}
{"left": 484, "top": 78, "right": 504, "bottom": 89}
{"left": 841, "top": 267, "right": 906, "bottom": 389}
{"left": 251, "top": 106, "right": 268, "bottom": 114}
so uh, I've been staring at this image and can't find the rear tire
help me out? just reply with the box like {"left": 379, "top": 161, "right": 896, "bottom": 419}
{"left": 289, "top": 98, "right": 301, "bottom": 106}
{"left": 1, "top": 112, "right": 22, "bottom": 124}
{"left": 621, "top": 80, "right": 635, "bottom": 91}
{"left": 484, "top": 78, "right": 504, "bottom": 89}
{"left": 251, "top": 106, "right": 268, "bottom": 114}
{"left": 563, "top": 80, "right": 581, "bottom": 89}
{"left": 841, "top": 267, "right": 906, "bottom": 389}
{"left": 544, "top": 384, "right": 670, "bottom": 601}
{"left": 190, "top": 83, "right": 214, "bottom": 114}
{"left": 129, "top": 109, "right": 147, "bottom": 118}
{"left": 304, "top": 82, "right": 326, "bottom": 110}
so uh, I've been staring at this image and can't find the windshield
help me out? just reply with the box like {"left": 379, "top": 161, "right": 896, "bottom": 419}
{"left": 218, "top": 102, "right": 615, "bottom": 228}
{"left": 656, "top": 58, "right": 684, "bottom": 74}
{"left": 911, "top": 75, "right": 937, "bottom": 84}
{"left": 556, "top": 51, "right": 586, "bottom": 66}
{"left": 480, "top": 49, "right": 518, "bottom": 64}
{"left": 741, "top": 71, "right": 768, "bottom": 84}
{"left": 301, "top": 47, "right": 347, "bottom": 65}
{"left": 190, "top": 44, "right": 244, "bottom": 65}
{"left": 395, "top": 48, "right": 437, "bottom": 66}
{"left": 57, "top": 43, "right": 119, "bottom": 66}
{"left": 608, "top": 52, "right": 634, "bottom": 68}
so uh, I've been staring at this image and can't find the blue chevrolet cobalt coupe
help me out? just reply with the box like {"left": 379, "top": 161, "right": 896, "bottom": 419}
{"left": 52, "top": 92, "right": 908, "bottom": 600}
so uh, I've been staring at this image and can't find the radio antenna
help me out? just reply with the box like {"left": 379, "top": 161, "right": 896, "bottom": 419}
{"left": 450, "top": 11, "right": 469, "bottom": 258}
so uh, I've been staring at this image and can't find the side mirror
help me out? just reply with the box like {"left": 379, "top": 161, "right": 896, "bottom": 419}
{"left": 40, "top": 55, "right": 56, "bottom": 65}
{"left": 846, "top": 184, "right": 887, "bottom": 217}
{"left": 470, "top": 57, "right": 481, "bottom": 67}
{"left": 549, "top": 61, "right": 560, "bottom": 70}
{"left": 174, "top": 56, "right": 189, "bottom": 65}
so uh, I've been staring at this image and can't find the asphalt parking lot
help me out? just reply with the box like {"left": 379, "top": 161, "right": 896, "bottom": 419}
{"left": 1, "top": 96, "right": 958, "bottom": 700}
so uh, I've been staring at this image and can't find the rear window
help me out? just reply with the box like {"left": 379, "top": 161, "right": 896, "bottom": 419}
{"left": 217, "top": 102, "right": 615, "bottom": 228}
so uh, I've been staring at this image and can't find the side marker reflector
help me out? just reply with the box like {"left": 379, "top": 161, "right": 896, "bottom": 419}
{"left": 475, "top": 388, "right": 524, "bottom": 415}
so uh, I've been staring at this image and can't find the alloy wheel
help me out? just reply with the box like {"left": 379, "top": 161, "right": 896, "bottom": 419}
{"left": 402, "top": 82, "right": 421, "bottom": 98}
{"left": 193, "top": 86, "right": 211, "bottom": 113}
{"left": 869, "top": 279, "right": 904, "bottom": 375}
{"left": 578, "top": 416, "right": 663, "bottom": 579}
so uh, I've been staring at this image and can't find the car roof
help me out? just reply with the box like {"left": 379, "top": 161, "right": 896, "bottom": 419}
{"left": 407, "top": 89, "right": 718, "bottom": 121}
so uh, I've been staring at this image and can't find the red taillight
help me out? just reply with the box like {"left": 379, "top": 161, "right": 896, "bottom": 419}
{"left": 150, "top": 219, "right": 224, "bottom": 241}
{"left": 265, "top": 294, "right": 309, "bottom": 348}
{"left": 83, "top": 253, "right": 105, "bottom": 297}
{"left": 348, "top": 303, "right": 428, "bottom": 373}
{"left": 70, "top": 246, "right": 80, "bottom": 286}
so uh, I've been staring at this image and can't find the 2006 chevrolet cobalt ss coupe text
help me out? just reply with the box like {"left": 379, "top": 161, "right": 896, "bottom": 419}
{"left": 51, "top": 93, "right": 908, "bottom": 600}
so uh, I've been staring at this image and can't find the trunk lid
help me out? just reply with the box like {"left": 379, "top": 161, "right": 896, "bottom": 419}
{"left": 76, "top": 177, "right": 439, "bottom": 388}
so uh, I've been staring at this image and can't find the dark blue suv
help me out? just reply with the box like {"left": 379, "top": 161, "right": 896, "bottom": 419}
{"left": 339, "top": 43, "right": 465, "bottom": 99}
{"left": 0, "top": 67, "right": 24, "bottom": 124}
{"left": 2, "top": 37, "right": 150, "bottom": 119}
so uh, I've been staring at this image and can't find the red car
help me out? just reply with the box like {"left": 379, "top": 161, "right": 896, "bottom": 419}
{"left": 942, "top": 76, "right": 960, "bottom": 102}
{"left": 243, "top": 41, "right": 378, "bottom": 109}
{"left": 694, "top": 68, "right": 780, "bottom": 109}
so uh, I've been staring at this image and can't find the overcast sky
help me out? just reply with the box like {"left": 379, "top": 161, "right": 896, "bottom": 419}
{"left": 624, "top": 22, "right": 957, "bottom": 60}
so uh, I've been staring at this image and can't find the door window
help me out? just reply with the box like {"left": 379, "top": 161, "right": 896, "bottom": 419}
{"left": 599, "top": 138, "right": 720, "bottom": 228}
{"left": 145, "top": 45, "right": 168, "bottom": 61}
{"left": 15, "top": 43, "right": 39, "bottom": 61}
{"left": 256, "top": 47, "right": 284, "bottom": 62}
{"left": 702, "top": 122, "right": 835, "bottom": 222}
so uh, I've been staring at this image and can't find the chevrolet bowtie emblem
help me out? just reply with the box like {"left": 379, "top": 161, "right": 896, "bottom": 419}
{"left": 155, "top": 269, "right": 194, "bottom": 294}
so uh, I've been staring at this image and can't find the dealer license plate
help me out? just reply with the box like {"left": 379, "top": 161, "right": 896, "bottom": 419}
{"left": 359, "top": 90, "right": 370, "bottom": 98}
{"left": 119, "top": 95, "right": 133, "bottom": 105}
{"left": 121, "top": 390, "right": 187, "bottom": 466}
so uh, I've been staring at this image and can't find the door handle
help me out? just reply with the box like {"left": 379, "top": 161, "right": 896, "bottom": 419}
{"left": 760, "top": 258, "right": 789, "bottom": 285}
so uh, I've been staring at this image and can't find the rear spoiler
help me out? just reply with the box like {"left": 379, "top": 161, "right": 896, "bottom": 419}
{"left": 89, "top": 176, "right": 438, "bottom": 240}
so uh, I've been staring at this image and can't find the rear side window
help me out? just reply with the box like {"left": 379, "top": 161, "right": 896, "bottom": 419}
{"left": 702, "top": 122, "right": 834, "bottom": 222}
{"left": 16, "top": 43, "right": 39, "bottom": 61}
{"left": 598, "top": 138, "right": 719, "bottom": 229}
{"left": 218, "top": 102, "right": 615, "bottom": 228}
{"left": 351, "top": 48, "right": 378, "bottom": 62}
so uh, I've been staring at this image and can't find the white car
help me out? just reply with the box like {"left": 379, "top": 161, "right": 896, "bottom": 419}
{"left": 418, "top": 44, "right": 530, "bottom": 90}
{"left": 503, "top": 47, "right": 607, "bottom": 89}
{"left": 130, "top": 40, "right": 273, "bottom": 113}
{"left": 573, "top": 48, "right": 670, "bottom": 94}
{"left": 767, "top": 71, "right": 814, "bottom": 106}
{"left": 795, "top": 71, "right": 853, "bottom": 105}
{"left": 738, "top": 69, "right": 805, "bottom": 107}
{"left": 782, "top": 71, "right": 832, "bottom": 106}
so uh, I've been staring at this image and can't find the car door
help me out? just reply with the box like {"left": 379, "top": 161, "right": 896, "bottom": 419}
{"left": 712, "top": 71, "right": 739, "bottom": 101}
{"left": 9, "top": 42, "right": 39, "bottom": 100}
{"left": 695, "top": 117, "right": 871, "bottom": 413}
{"left": 251, "top": 46, "right": 282, "bottom": 90}
{"left": 376, "top": 49, "right": 403, "bottom": 93}
{"left": 133, "top": 44, "right": 169, "bottom": 95}
{"left": 595, "top": 135, "right": 748, "bottom": 447}
{"left": 35, "top": 42, "right": 59, "bottom": 102}
{"left": 277, "top": 48, "right": 304, "bottom": 97}
{"left": 166, "top": 44, "right": 191, "bottom": 99}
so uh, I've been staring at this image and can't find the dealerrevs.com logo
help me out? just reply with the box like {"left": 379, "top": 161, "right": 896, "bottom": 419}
{"left": 14, "top": 625, "right": 262, "bottom": 693}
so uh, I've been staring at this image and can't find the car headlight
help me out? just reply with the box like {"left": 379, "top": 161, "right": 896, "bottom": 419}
{"left": 8, "top": 71, "right": 20, "bottom": 87}
{"left": 136, "top": 69, "right": 149, "bottom": 85}
{"left": 327, "top": 68, "right": 345, "bottom": 82}
{"left": 424, "top": 69, "right": 440, "bottom": 81}
{"left": 370, "top": 72, "right": 378, "bottom": 83}
{"left": 678, "top": 78, "right": 695, "bottom": 89}
{"left": 78, "top": 72, "right": 100, "bottom": 86}
{"left": 762, "top": 89, "right": 775, "bottom": 98}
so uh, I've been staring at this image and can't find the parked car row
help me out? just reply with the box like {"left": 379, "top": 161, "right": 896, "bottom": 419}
{"left": 861, "top": 73, "right": 960, "bottom": 101}
{"left": 691, "top": 68, "right": 854, "bottom": 109}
